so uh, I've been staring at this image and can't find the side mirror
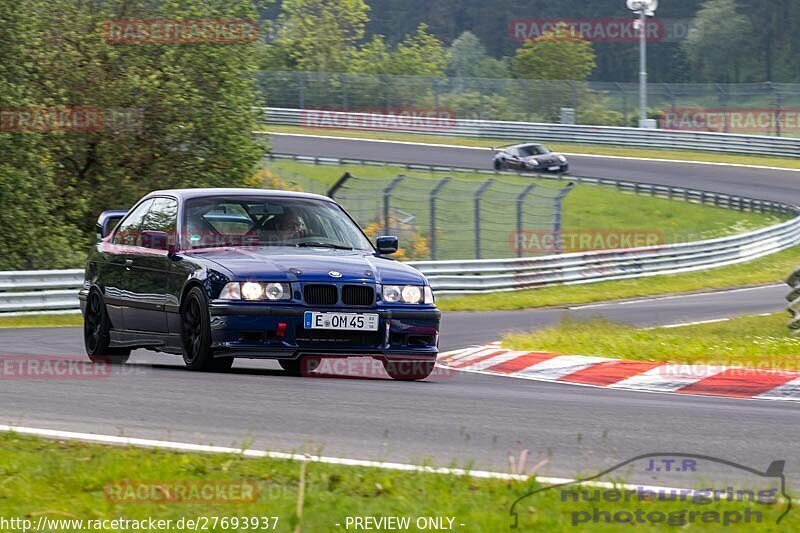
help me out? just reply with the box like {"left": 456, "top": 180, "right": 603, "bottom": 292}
{"left": 96, "top": 210, "right": 127, "bottom": 239}
{"left": 376, "top": 235, "right": 399, "bottom": 255}
{"left": 140, "top": 230, "right": 170, "bottom": 251}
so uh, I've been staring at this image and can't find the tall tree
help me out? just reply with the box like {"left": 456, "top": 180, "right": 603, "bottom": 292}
{"left": 682, "top": 0, "right": 753, "bottom": 82}
{"left": 272, "top": 0, "right": 370, "bottom": 71}
{"left": 512, "top": 23, "right": 596, "bottom": 80}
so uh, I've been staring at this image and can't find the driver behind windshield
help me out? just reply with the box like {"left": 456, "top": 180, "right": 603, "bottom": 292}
{"left": 271, "top": 208, "right": 307, "bottom": 242}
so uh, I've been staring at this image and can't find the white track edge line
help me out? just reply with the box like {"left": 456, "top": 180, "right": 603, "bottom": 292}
{"left": 264, "top": 132, "right": 800, "bottom": 172}
{"left": 566, "top": 284, "right": 784, "bottom": 310}
{"left": 0, "top": 424, "right": 730, "bottom": 496}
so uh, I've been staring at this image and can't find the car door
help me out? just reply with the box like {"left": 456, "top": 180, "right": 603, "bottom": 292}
{"left": 507, "top": 147, "right": 522, "bottom": 169}
{"left": 124, "top": 196, "right": 179, "bottom": 333}
{"left": 106, "top": 198, "right": 155, "bottom": 330}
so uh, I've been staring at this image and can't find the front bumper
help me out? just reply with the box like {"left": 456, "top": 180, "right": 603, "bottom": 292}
{"left": 209, "top": 303, "right": 440, "bottom": 360}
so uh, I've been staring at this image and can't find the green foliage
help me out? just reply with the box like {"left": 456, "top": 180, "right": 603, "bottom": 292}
{"left": 271, "top": 0, "right": 370, "bottom": 72}
{"left": 0, "top": 0, "right": 265, "bottom": 268}
{"left": 512, "top": 23, "right": 596, "bottom": 81}
{"left": 682, "top": 0, "right": 754, "bottom": 82}
{"left": 348, "top": 25, "right": 447, "bottom": 76}
{"left": 446, "top": 31, "right": 509, "bottom": 79}
{"left": 438, "top": 91, "right": 528, "bottom": 121}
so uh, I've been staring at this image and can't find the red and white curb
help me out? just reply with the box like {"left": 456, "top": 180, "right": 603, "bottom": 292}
{"left": 438, "top": 343, "right": 800, "bottom": 402}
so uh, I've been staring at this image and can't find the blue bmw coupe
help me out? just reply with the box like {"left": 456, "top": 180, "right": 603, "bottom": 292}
{"left": 80, "top": 188, "right": 440, "bottom": 380}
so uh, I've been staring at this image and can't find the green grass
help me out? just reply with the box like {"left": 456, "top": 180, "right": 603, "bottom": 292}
{"left": 0, "top": 432, "right": 793, "bottom": 531}
{"left": 437, "top": 244, "right": 800, "bottom": 312}
{"left": 503, "top": 313, "right": 800, "bottom": 371}
{"left": 265, "top": 160, "right": 782, "bottom": 260}
{"left": 0, "top": 313, "right": 82, "bottom": 328}
{"left": 262, "top": 124, "right": 800, "bottom": 170}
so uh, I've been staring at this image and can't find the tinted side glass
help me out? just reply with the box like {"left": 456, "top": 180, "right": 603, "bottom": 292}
{"left": 144, "top": 197, "right": 179, "bottom": 233}
{"left": 112, "top": 199, "right": 155, "bottom": 246}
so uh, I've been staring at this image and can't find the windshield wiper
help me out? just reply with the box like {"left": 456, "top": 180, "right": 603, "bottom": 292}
{"left": 296, "top": 241, "right": 353, "bottom": 250}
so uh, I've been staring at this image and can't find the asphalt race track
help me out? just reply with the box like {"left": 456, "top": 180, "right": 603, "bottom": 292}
{"left": 2, "top": 135, "right": 800, "bottom": 488}
{"left": 270, "top": 133, "right": 800, "bottom": 203}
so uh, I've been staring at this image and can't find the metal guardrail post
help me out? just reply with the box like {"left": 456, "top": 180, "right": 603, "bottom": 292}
{"left": 473, "top": 179, "right": 495, "bottom": 259}
{"left": 552, "top": 183, "right": 575, "bottom": 254}
{"left": 429, "top": 177, "right": 451, "bottom": 261}
{"left": 515, "top": 183, "right": 537, "bottom": 258}
{"left": 383, "top": 175, "right": 405, "bottom": 235}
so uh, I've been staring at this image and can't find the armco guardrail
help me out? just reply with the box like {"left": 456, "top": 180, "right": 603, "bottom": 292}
{"left": 259, "top": 107, "right": 800, "bottom": 158}
{"left": 412, "top": 214, "right": 800, "bottom": 294}
{"left": 3, "top": 213, "right": 800, "bottom": 310}
{"left": 0, "top": 270, "right": 84, "bottom": 315}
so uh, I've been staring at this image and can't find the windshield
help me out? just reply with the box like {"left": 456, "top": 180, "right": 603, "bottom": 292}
{"left": 517, "top": 144, "right": 550, "bottom": 156}
{"left": 183, "top": 196, "right": 374, "bottom": 251}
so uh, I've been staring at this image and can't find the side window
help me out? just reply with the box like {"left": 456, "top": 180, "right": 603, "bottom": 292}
{"left": 112, "top": 199, "right": 155, "bottom": 246}
{"left": 144, "top": 198, "right": 178, "bottom": 233}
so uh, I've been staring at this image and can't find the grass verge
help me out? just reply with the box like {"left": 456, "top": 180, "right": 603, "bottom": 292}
{"left": 0, "top": 432, "right": 793, "bottom": 531}
{"left": 262, "top": 124, "right": 800, "bottom": 170}
{"left": 0, "top": 313, "right": 82, "bottom": 328}
{"left": 503, "top": 313, "right": 799, "bottom": 371}
{"left": 437, "top": 244, "right": 800, "bottom": 312}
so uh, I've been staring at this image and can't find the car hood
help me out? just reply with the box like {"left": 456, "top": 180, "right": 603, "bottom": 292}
{"left": 186, "top": 246, "right": 426, "bottom": 285}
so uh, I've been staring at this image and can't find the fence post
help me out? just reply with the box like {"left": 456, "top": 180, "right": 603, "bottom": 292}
{"left": 616, "top": 82, "right": 628, "bottom": 124}
{"left": 298, "top": 73, "right": 305, "bottom": 109}
{"left": 340, "top": 73, "right": 349, "bottom": 111}
{"left": 383, "top": 175, "right": 406, "bottom": 234}
{"left": 552, "top": 183, "right": 575, "bottom": 254}
{"left": 474, "top": 179, "right": 495, "bottom": 259}
{"left": 516, "top": 183, "right": 537, "bottom": 258}
{"left": 772, "top": 83, "right": 783, "bottom": 137}
{"left": 716, "top": 84, "right": 729, "bottom": 133}
{"left": 327, "top": 172, "right": 353, "bottom": 198}
{"left": 429, "top": 177, "right": 451, "bottom": 260}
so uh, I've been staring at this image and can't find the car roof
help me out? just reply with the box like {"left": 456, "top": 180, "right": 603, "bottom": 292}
{"left": 143, "top": 188, "right": 334, "bottom": 203}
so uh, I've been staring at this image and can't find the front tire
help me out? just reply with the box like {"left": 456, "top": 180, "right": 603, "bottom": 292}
{"left": 181, "top": 286, "right": 233, "bottom": 372}
{"left": 494, "top": 159, "right": 504, "bottom": 171}
{"left": 383, "top": 359, "right": 436, "bottom": 381}
{"left": 84, "top": 290, "right": 130, "bottom": 364}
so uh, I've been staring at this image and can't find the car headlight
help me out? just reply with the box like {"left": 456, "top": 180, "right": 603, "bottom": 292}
{"left": 241, "top": 282, "right": 264, "bottom": 300}
{"left": 382, "top": 285, "right": 431, "bottom": 304}
{"left": 558, "top": 155, "right": 567, "bottom": 163}
{"left": 219, "top": 282, "right": 291, "bottom": 301}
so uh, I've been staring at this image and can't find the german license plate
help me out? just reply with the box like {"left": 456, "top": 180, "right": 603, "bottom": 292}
{"left": 548, "top": 165, "right": 560, "bottom": 171}
{"left": 304, "top": 311, "right": 379, "bottom": 331}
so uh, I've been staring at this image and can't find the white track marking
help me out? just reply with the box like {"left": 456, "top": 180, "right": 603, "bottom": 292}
{"left": 460, "top": 350, "right": 531, "bottom": 371}
{"left": 566, "top": 284, "right": 784, "bottom": 310}
{"left": 653, "top": 318, "right": 731, "bottom": 329}
{"left": 0, "top": 424, "right": 747, "bottom": 496}
{"left": 264, "top": 132, "right": 800, "bottom": 172}
{"left": 756, "top": 377, "right": 800, "bottom": 400}
{"left": 608, "top": 364, "right": 728, "bottom": 392}
{"left": 514, "top": 355, "right": 615, "bottom": 380}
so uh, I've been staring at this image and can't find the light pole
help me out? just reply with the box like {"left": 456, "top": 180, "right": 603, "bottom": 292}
{"left": 627, "top": 0, "right": 657, "bottom": 128}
